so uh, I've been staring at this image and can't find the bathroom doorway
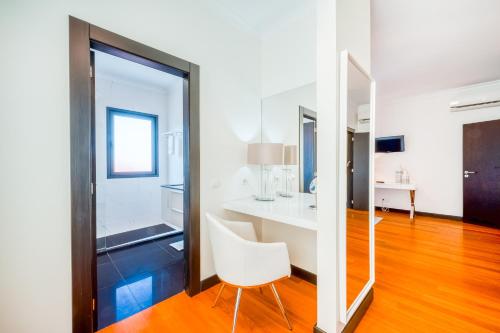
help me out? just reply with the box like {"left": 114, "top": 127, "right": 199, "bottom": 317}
{"left": 69, "top": 17, "right": 200, "bottom": 333}
{"left": 92, "top": 48, "right": 187, "bottom": 329}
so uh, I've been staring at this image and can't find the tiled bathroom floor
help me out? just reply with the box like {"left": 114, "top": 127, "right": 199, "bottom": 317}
{"left": 97, "top": 233, "right": 184, "bottom": 330}
{"left": 96, "top": 223, "right": 180, "bottom": 252}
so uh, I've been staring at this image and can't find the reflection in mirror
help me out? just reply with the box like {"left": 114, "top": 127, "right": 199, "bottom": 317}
{"left": 345, "top": 57, "right": 371, "bottom": 311}
{"left": 261, "top": 83, "right": 316, "bottom": 197}
{"left": 300, "top": 107, "right": 317, "bottom": 193}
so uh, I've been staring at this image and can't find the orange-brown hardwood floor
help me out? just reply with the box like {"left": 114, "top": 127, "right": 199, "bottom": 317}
{"left": 98, "top": 212, "right": 500, "bottom": 333}
{"left": 98, "top": 275, "right": 316, "bottom": 333}
{"left": 357, "top": 211, "right": 500, "bottom": 333}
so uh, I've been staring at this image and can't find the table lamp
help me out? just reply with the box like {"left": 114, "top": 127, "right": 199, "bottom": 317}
{"left": 280, "top": 145, "right": 297, "bottom": 198}
{"left": 247, "top": 143, "right": 283, "bottom": 201}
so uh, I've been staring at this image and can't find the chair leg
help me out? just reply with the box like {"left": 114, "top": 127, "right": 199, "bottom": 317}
{"left": 212, "top": 283, "right": 226, "bottom": 308}
{"left": 270, "top": 283, "right": 293, "bottom": 330}
{"left": 232, "top": 288, "right": 243, "bottom": 333}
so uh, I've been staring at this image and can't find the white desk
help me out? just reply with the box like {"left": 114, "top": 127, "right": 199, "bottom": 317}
{"left": 222, "top": 193, "right": 317, "bottom": 231}
{"left": 223, "top": 193, "right": 317, "bottom": 274}
{"left": 223, "top": 193, "right": 381, "bottom": 275}
{"left": 375, "top": 182, "right": 417, "bottom": 219}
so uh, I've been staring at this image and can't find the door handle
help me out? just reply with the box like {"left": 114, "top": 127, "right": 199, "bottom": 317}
{"left": 464, "top": 170, "right": 476, "bottom": 175}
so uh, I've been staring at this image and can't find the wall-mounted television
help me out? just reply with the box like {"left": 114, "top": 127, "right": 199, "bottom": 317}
{"left": 375, "top": 135, "right": 405, "bottom": 153}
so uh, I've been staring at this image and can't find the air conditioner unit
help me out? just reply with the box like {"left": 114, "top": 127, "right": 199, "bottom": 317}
{"left": 358, "top": 105, "right": 370, "bottom": 123}
{"left": 449, "top": 82, "right": 500, "bottom": 111}
{"left": 450, "top": 98, "right": 500, "bottom": 111}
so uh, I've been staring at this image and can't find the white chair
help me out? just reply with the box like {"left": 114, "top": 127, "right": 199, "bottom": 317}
{"left": 206, "top": 213, "right": 293, "bottom": 333}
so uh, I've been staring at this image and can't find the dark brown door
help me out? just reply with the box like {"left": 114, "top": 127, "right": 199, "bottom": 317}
{"left": 353, "top": 132, "right": 369, "bottom": 210}
{"left": 347, "top": 130, "right": 354, "bottom": 208}
{"left": 463, "top": 119, "right": 500, "bottom": 227}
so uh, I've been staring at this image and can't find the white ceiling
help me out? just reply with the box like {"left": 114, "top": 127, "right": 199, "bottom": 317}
{"left": 211, "top": 0, "right": 310, "bottom": 35}
{"left": 373, "top": 0, "right": 500, "bottom": 100}
{"left": 95, "top": 1, "right": 500, "bottom": 100}
{"left": 93, "top": 49, "right": 181, "bottom": 91}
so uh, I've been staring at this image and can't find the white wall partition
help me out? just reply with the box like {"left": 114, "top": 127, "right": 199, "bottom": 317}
{"left": 328, "top": 0, "right": 371, "bottom": 331}
{"left": 316, "top": 0, "right": 339, "bottom": 331}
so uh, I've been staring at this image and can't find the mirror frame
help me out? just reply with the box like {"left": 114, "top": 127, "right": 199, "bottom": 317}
{"left": 338, "top": 50, "right": 376, "bottom": 324}
{"left": 299, "top": 106, "right": 317, "bottom": 192}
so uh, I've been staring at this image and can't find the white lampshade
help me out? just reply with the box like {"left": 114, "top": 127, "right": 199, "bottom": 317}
{"left": 284, "top": 145, "right": 297, "bottom": 165}
{"left": 247, "top": 143, "right": 283, "bottom": 165}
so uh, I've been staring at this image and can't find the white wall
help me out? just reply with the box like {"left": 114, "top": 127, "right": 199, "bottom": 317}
{"left": 94, "top": 74, "right": 183, "bottom": 237}
{"left": 336, "top": 0, "right": 371, "bottom": 72}
{"left": 261, "top": 2, "right": 316, "bottom": 98}
{"left": 0, "top": 1, "right": 261, "bottom": 332}
{"left": 375, "top": 81, "right": 500, "bottom": 216}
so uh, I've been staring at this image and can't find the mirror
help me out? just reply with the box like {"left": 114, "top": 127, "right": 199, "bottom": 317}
{"left": 261, "top": 83, "right": 317, "bottom": 197}
{"left": 339, "top": 51, "right": 375, "bottom": 323}
{"left": 299, "top": 107, "right": 317, "bottom": 193}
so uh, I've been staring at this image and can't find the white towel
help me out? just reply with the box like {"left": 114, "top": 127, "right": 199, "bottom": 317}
{"left": 175, "top": 135, "right": 183, "bottom": 157}
{"left": 167, "top": 135, "right": 174, "bottom": 155}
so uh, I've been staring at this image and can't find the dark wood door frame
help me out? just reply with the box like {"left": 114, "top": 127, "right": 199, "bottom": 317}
{"left": 69, "top": 16, "right": 200, "bottom": 333}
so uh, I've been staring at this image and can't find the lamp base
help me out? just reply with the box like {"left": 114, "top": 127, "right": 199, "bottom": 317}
{"left": 254, "top": 195, "right": 275, "bottom": 201}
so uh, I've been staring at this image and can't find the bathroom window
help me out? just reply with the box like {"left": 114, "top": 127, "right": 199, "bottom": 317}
{"left": 107, "top": 107, "right": 158, "bottom": 178}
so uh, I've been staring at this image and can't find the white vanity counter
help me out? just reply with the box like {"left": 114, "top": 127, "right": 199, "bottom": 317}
{"left": 223, "top": 192, "right": 318, "bottom": 231}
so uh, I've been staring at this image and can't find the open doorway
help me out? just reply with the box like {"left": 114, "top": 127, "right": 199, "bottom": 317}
{"left": 70, "top": 17, "right": 200, "bottom": 333}
{"left": 92, "top": 48, "right": 186, "bottom": 329}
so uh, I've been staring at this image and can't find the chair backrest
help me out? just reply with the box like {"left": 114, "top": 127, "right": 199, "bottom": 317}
{"left": 206, "top": 213, "right": 251, "bottom": 286}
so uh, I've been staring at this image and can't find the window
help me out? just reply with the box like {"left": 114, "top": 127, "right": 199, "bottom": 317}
{"left": 107, "top": 107, "right": 158, "bottom": 178}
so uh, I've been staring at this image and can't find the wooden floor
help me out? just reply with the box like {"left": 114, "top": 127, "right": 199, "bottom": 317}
{"left": 346, "top": 208, "right": 370, "bottom": 308}
{"left": 98, "top": 275, "right": 316, "bottom": 333}
{"left": 98, "top": 212, "right": 500, "bottom": 333}
{"left": 357, "top": 211, "right": 500, "bottom": 333}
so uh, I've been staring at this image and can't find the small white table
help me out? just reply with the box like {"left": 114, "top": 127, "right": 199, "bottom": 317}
{"left": 375, "top": 182, "right": 417, "bottom": 219}
{"left": 222, "top": 193, "right": 317, "bottom": 231}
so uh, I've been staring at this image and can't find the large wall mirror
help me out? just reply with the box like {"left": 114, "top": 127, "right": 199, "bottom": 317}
{"left": 338, "top": 50, "right": 375, "bottom": 323}
{"left": 261, "top": 83, "right": 317, "bottom": 196}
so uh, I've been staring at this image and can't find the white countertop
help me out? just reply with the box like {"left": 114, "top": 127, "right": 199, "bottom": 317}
{"left": 222, "top": 192, "right": 318, "bottom": 231}
{"left": 375, "top": 182, "right": 416, "bottom": 190}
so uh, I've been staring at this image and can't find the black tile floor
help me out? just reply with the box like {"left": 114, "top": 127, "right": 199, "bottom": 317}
{"left": 96, "top": 224, "right": 178, "bottom": 253}
{"left": 97, "top": 233, "right": 184, "bottom": 330}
